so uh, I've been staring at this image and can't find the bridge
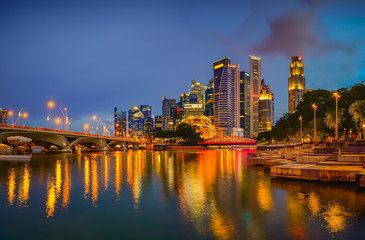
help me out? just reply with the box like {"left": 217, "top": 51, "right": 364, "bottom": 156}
{"left": 198, "top": 136, "right": 256, "bottom": 149}
{"left": 0, "top": 124, "right": 140, "bottom": 152}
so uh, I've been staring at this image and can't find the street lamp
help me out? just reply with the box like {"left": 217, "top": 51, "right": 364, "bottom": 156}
{"left": 333, "top": 92, "right": 340, "bottom": 140}
{"left": 48, "top": 101, "right": 70, "bottom": 131}
{"left": 46, "top": 114, "right": 51, "bottom": 128}
{"left": 312, "top": 104, "right": 317, "bottom": 142}
{"left": 21, "top": 113, "right": 28, "bottom": 126}
{"left": 84, "top": 123, "right": 89, "bottom": 134}
{"left": 8, "top": 111, "right": 14, "bottom": 126}
{"left": 55, "top": 118, "right": 61, "bottom": 130}
{"left": 14, "top": 108, "right": 23, "bottom": 126}
{"left": 92, "top": 116, "right": 107, "bottom": 136}
{"left": 299, "top": 116, "right": 303, "bottom": 143}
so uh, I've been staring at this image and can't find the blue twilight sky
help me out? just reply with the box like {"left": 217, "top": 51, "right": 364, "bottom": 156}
{"left": 1, "top": 0, "right": 365, "bottom": 133}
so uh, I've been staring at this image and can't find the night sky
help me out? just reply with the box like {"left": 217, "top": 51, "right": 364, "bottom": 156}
{"left": 1, "top": 0, "right": 364, "bottom": 133}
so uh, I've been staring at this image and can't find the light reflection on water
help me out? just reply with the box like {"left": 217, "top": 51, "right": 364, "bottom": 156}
{"left": 0, "top": 150, "right": 365, "bottom": 239}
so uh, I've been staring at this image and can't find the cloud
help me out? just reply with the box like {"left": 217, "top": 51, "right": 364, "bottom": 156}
{"left": 251, "top": 10, "right": 356, "bottom": 57}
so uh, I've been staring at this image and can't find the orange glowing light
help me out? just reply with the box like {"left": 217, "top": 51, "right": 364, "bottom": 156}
{"left": 8, "top": 111, "right": 13, "bottom": 116}
{"left": 22, "top": 113, "right": 28, "bottom": 118}
{"left": 84, "top": 123, "right": 89, "bottom": 129}
{"left": 92, "top": 116, "right": 97, "bottom": 120}
{"left": 56, "top": 118, "right": 61, "bottom": 124}
{"left": 48, "top": 101, "right": 54, "bottom": 108}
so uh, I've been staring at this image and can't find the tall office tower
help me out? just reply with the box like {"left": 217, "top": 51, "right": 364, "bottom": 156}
{"left": 259, "top": 79, "right": 274, "bottom": 133}
{"left": 180, "top": 93, "right": 190, "bottom": 108}
{"left": 288, "top": 56, "right": 305, "bottom": 113}
{"left": 205, "top": 79, "right": 214, "bottom": 121}
{"left": 114, "top": 108, "right": 126, "bottom": 137}
{"left": 162, "top": 97, "right": 176, "bottom": 131}
{"left": 231, "top": 63, "right": 240, "bottom": 128}
{"left": 213, "top": 57, "right": 233, "bottom": 136}
{"left": 154, "top": 115, "right": 162, "bottom": 133}
{"left": 140, "top": 105, "right": 153, "bottom": 135}
{"left": 188, "top": 94, "right": 198, "bottom": 104}
{"left": 239, "top": 71, "right": 251, "bottom": 137}
{"left": 0, "top": 108, "right": 8, "bottom": 124}
{"left": 191, "top": 80, "right": 207, "bottom": 109}
{"left": 128, "top": 106, "right": 144, "bottom": 137}
{"left": 249, "top": 55, "right": 261, "bottom": 138}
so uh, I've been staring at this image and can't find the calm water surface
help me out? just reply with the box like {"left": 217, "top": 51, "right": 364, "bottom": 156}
{"left": 1, "top": 150, "right": 365, "bottom": 240}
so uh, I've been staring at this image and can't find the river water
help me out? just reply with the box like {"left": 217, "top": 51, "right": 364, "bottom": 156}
{"left": 0, "top": 150, "right": 365, "bottom": 240}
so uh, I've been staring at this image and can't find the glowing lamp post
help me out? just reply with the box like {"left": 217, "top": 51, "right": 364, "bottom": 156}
{"left": 46, "top": 114, "right": 51, "bottom": 128}
{"left": 8, "top": 111, "right": 14, "bottom": 126}
{"left": 92, "top": 115, "right": 106, "bottom": 136}
{"left": 312, "top": 104, "right": 317, "bottom": 142}
{"left": 299, "top": 116, "right": 303, "bottom": 143}
{"left": 55, "top": 118, "right": 61, "bottom": 130}
{"left": 84, "top": 123, "right": 89, "bottom": 134}
{"left": 48, "top": 101, "right": 70, "bottom": 131}
{"left": 333, "top": 92, "right": 340, "bottom": 140}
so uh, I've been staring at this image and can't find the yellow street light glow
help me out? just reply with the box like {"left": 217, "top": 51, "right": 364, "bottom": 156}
{"left": 55, "top": 118, "right": 61, "bottom": 124}
{"left": 363, "top": 124, "right": 365, "bottom": 128}
{"left": 84, "top": 123, "right": 89, "bottom": 129}
{"left": 8, "top": 111, "right": 13, "bottom": 116}
{"left": 312, "top": 104, "right": 317, "bottom": 109}
{"left": 48, "top": 101, "right": 55, "bottom": 108}
{"left": 333, "top": 92, "right": 340, "bottom": 98}
{"left": 23, "top": 113, "right": 28, "bottom": 118}
{"left": 92, "top": 116, "right": 97, "bottom": 120}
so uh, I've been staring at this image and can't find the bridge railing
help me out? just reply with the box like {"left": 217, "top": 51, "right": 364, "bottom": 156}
{"left": 0, "top": 124, "right": 139, "bottom": 142}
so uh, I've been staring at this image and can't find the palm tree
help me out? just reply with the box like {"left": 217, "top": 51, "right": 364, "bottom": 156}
{"left": 349, "top": 100, "right": 365, "bottom": 139}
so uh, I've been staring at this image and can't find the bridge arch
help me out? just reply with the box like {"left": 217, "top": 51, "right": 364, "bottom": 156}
{"left": 70, "top": 137, "right": 108, "bottom": 149}
{"left": 0, "top": 131, "right": 70, "bottom": 149}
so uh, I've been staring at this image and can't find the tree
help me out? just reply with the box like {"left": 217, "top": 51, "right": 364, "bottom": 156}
{"left": 175, "top": 123, "right": 203, "bottom": 145}
{"left": 349, "top": 100, "right": 365, "bottom": 139}
{"left": 324, "top": 108, "right": 344, "bottom": 130}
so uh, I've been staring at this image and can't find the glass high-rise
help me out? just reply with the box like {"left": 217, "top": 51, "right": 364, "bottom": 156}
{"left": 191, "top": 80, "right": 207, "bottom": 109}
{"left": 0, "top": 108, "right": 8, "bottom": 124}
{"left": 249, "top": 55, "right": 261, "bottom": 138}
{"left": 239, "top": 71, "right": 251, "bottom": 137}
{"left": 140, "top": 105, "right": 153, "bottom": 135}
{"left": 205, "top": 79, "right": 214, "bottom": 121}
{"left": 114, "top": 108, "right": 126, "bottom": 137}
{"left": 162, "top": 97, "right": 176, "bottom": 131}
{"left": 213, "top": 57, "right": 233, "bottom": 136}
{"left": 128, "top": 106, "right": 144, "bottom": 138}
{"left": 288, "top": 56, "right": 305, "bottom": 113}
{"left": 259, "top": 79, "right": 274, "bottom": 133}
{"left": 154, "top": 115, "right": 162, "bottom": 133}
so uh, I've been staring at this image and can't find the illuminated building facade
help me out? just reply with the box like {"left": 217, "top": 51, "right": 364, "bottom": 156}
{"left": 162, "top": 97, "right": 176, "bottom": 131}
{"left": 249, "top": 55, "right": 261, "bottom": 138}
{"left": 191, "top": 80, "right": 207, "bottom": 109}
{"left": 213, "top": 57, "right": 232, "bottom": 136}
{"left": 239, "top": 71, "right": 251, "bottom": 137}
{"left": 180, "top": 93, "right": 190, "bottom": 108}
{"left": 183, "top": 104, "right": 204, "bottom": 117}
{"left": 188, "top": 94, "right": 198, "bottom": 104}
{"left": 140, "top": 105, "right": 153, "bottom": 135}
{"left": 114, "top": 108, "right": 126, "bottom": 137}
{"left": 154, "top": 115, "right": 162, "bottom": 133}
{"left": 180, "top": 115, "right": 216, "bottom": 139}
{"left": 0, "top": 108, "right": 8, "bottom": 124}
{"left": 259, "top": 79, "right": 274, "bottom": 133}
{"left": 288, "top": 56, "right": 305, "bottom": 113}
{"left": 205, "top": 79, "right": 214, "bottom": 121}
{"left": 231, "top": 63, "right": 240, "bottom": 129}
{"left": 128, "top": 106, "right": 144, "bottom": 138}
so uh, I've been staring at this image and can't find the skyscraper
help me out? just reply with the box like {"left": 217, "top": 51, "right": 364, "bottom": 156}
{"left": 114, "top": 108, "right": 126, "bottom": 137}
{"left": 140, "top": 105, "right": 153, "bottom": 135}
{"left": 128, "top": 106, "right": 144, "bottom": 138}
{"left": 231, "top": 63, "right": 240, "bottom": 129}
{"left": 205, "top": 79, "right": 214, "bottom": 121}
{"left": 288, "top": 56, "right": 305, "bottom": 113}
{"left": 213, "top": 57, "right": 232, "bottom": 136}
{"left": 191, "top": 80, "right": 207, "bottom": 109}
{"left": 249, "top": 55, "right": 261, "bottom": 138}
{"left": 240, "top": 71, "right": 251, "bottom": 137}
{"left": 0, "top": 108, "right": 8, "bottom": 124}
{"left": 259, "top": 79, "right": 274, "bottom": 133}
{"left": 162, "top": 97, "right": 176, "bottom": 131}
{"left": 154, "top": 115, "right": 162, "bottom": 133}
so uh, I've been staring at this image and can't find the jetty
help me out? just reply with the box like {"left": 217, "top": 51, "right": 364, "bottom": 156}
{"left": 248, "top": 142, "right": 365, "bottom": 187}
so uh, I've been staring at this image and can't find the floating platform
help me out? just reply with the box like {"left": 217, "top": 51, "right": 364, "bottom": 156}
{"left": 0, "top": 155, "right": 31, "bottom": 161}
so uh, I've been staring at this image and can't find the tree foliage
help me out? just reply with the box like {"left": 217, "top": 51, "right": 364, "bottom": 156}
{"left": 257, "top": 81, "right": 365, "bottom": 143}
{"left": 154, "top": 123, "right": 203, "bottom": 145}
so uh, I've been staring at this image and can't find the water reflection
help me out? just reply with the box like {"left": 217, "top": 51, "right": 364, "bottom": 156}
{"left": 0, "top": 150, "right": 364, "bottom": 239}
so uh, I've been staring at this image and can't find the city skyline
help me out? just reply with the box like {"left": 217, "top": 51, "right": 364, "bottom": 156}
{"left": 1, "top": 0, "right": 364, "bottom": 132}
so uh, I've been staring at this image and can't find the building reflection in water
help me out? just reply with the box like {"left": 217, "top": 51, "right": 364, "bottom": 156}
{"left": 0, "top": 150, "right": 360, "bottom": 237}
{"left": 7, "top": 168, "right": 16, "bottom": 206}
